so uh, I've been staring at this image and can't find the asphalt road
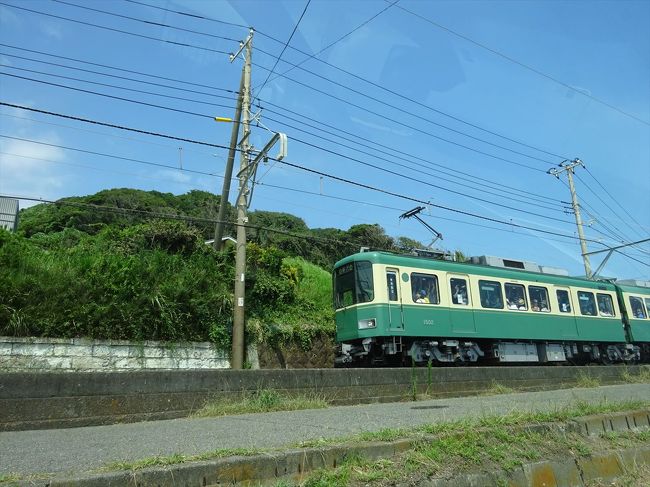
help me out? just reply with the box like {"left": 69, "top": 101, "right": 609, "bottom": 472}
{"left": 1, "top": 383, "right": 648, "bottom": 478}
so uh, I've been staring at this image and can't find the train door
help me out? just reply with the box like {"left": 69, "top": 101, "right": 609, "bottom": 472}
{"left": 555, "top": 286, "right": 579, "bottom": 337}
{"left": 386, "top": 269, "right": 403, "bottom": 330}
{"left": 449, "top": 275, "right": 476, "bottom": 333}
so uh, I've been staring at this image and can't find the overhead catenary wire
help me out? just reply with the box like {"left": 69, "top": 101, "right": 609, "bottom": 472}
{"left": 50, "top": 0, "right": 240, "bottom": 42}
{"left": 554, "top": 172, "right": 645, "bottom": 251}
{"left": 255, "top": 0, "right": 311, "bottom": 99}
{"left": 0, "top": 112, "right": 222, "bottom": 160}
{"left": 0, "top": 72, "right": 234, "bottom": 120}
{"left": 124, "top": 0, "right": 249, "bottom": 29}
{"left": 0, "top": 45, "right": 559, "bottom": 204}
{"left": 0, "top": 102, "right": 608, "bottom": 245}
{"left": 0, "top": 51, "right": 239, "bottom": 102}
{"left": 3, "top": 1, "right": 561, "bottom": 169}
{"left": 576, "top": 173, "right": 646, "bottom": 241}
{"left": 391, "top": 1, "right": 650, "bottom": 126}
{"left": 0, "top": 135, "right": 224, "bottom": 178}
{"left": 130, "top": 0, "right": 569, "bottom": 160}
{"left": 1, "top": 71, "right": 572, "bottom": 223}
{"left": 582, "top": 169, "right": 648, "bottom": 238}
{"left": 0, "top": 43, "right": 239, "bottom": 95}
{"left": 0, "top": 2, "right": 235, "bottom": 56}
{"left": 0, "top": 151, "right": 221, "bottom": 190}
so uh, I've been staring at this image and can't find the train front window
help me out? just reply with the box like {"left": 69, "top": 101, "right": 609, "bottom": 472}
{"left": 645, "top": 298, "right": 650, "bottom": 317}
{"left": 334, "top": 261, "right": 374, "bottom": 309}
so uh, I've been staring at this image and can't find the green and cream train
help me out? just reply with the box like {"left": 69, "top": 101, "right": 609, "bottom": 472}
{"left": 333, "top": 251, "right": 650, "bottom": 366}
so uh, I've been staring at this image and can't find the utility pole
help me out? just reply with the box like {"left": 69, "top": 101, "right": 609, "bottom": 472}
{"left": 226, "top": 29, "right": 287, "bottom": 369}
{"left": 231, "top": 29, "right": 254, "bottom": 369}
{"left": 548, "top": 159, "right": 592, "bottom": 278}
{"left": 212, "top": 70, "right": 245, "bottom": 249}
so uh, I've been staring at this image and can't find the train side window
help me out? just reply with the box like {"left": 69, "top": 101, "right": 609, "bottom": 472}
{"left": 411, "top": 273, "right": 439, "bottom": 304}
{"left": 629, "top": 296, "right": 647, "bottom": 319}
{"left": 578, "top": 291, "right": 597, "bottom": 316}
{"left": 450, "top": 278, "right": 469, "bottom": 305}
{"left": 505, "top": 283, "right": 527, "bottom": 310}
{"left": 596, "top": 293, "right": 615, "bottom": 317}
{"left": 556, "top": 290, "right": 572, "bottom": 313}
{"left": 529, "top": 286, "right": 550, "bottom": 312}
{"left": 386, "top": 272, "right": 398, "bottom": 302}
{"left": 645, "top": 298, "right": 650, "bottom": 318}
{"left": 479, "top": 280, "right": 503, "bottom": 309}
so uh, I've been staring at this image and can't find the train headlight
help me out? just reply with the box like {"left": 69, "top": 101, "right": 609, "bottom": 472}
{"left": 358, "top": 318, "right": 376, "bottom": 329}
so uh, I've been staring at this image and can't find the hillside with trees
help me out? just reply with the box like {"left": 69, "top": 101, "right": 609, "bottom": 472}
{"left": 1, "top": 189, "right": 426, "bottom": 361}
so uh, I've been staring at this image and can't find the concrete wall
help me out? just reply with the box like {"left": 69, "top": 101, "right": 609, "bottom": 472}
{"left": 0, "top": 336, "right": 229, "bottom": 371}
{"left": 1, "top": 365, "right": 648, "bottom": 431}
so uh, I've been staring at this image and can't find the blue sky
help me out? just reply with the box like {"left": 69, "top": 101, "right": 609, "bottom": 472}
{"left": 0, "top": 0, "right": 648, "bottom": 280}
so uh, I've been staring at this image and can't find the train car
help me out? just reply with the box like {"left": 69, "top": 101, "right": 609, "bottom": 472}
{"left": 616, "top": 283, "right": 650, "bottom": 362}
{"left": 333, "top": 251, "right": 645, "bottom": 366}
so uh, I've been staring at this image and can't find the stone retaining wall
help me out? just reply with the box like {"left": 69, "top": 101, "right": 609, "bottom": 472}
{"left": 0, "top": 336, "right": 229, "bottom": 371}
{"left": 1, "top": 365, "right": 648, "bottom": 431}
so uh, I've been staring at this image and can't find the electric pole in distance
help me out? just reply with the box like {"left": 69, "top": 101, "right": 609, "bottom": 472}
{"left": 548, "top": 158, "right": 592, "bottom": 278}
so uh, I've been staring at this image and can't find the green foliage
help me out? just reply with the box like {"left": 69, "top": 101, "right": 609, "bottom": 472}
{"left": 7, "top": 188, "right": 455, "bottom": 348}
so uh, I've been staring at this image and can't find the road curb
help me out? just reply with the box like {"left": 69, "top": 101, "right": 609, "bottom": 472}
{"left": 12, "top": 408, "right": 650, "bottom": 486}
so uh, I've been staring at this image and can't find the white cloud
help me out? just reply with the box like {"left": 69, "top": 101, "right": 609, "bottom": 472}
{"left": 0, "top": 5, "right": 20, "bottom": 28}
{"left": 40, "top": 21, "right": 63, "bottom": 40}
{"left": 155, "top": 169, "right": 192, "bottom": 183}
{"left": 0, "top": 132, "right": 68, "bottom": 198}
{"left": 350, "top": 116, "right": 412, "bottom": 137}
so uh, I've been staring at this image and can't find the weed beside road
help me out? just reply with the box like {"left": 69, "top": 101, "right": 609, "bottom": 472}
{"left": 192, "top": 389, "right": 329, "bottom": 417}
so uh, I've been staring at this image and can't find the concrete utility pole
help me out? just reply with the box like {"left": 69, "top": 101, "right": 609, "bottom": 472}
{"left": 231, "top": 29, "right": 254, "bottom": 369}
{"left": 213, "top": 70, "right": 245, "bottom": 249}
{"left": 226, "top": 29, "right": 287, "bottom": 369}
{"left": 548, "top": 159, "right": 592, "bottom": 278}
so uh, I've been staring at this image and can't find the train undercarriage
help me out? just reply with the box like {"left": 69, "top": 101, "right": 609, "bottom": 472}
{"left": 335, "top": 336, "right": 642, "bottom": 367}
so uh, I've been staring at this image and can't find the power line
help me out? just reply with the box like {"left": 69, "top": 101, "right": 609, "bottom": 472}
{"left": 555, "top": 175, "right": 641, "bottom": 247}
{"left": 0, "top": 151, "right": 220, "bottom": 189}
{"left": 260, "top": 103, "right": 559, "bottom": 205}
{"left": 0, "top": 135, "right": 223, "bottom": 178}
{"left": 0, "top": 2, "right": 234, "bottom": 56}
{"left": 0, "top": 112, "right": 221, "bottom": 159}
{"left": 583, "top": 168, "right": 648, "bottom": 238}
{"left": 130, "top": 0, "right": 568, "bottom": 160}
{"left": 392, "top": 1, "right": 650, "bottom": 126}
{"left": 124, "top": 0, "right": 249, "bottom": 29}
{"left": 0, "top": 51, "right": 238, "bottom": 103}
{"left": 1, "top": 193, "right": 364, "bottom": 249}
{"left": 3, "top": 70, "right": 570, "bottom": 223}
{"left": 257, "top": 0, "right": 398, "bottom": 90}
{"left": 255, "top": 0, "right": 311, "bottom": 99}
{"left": 51, "top": 0, "right": 240, "bottom": 41}
{"left": 250, "top": 59, "right": 553, "bottom": 172}
{"left": 254, "top": 181, "right": 620, "bottom": 249}
{"left": 6, "top": 1, "right": 562, "bottom": 168}
{"left": 0, "top": 102, "right": 607, "bottom": 245}
{"left": 263, "top": 114, "right": 570, "bottom": 220}
{"left": 0, "top": 72, "right": 233, "bottom": 119}
{"left": 1, "top": 64, "right": 237, "bottom": 112}
{"left": 250, "top": 50, "right": 559, "bottom": 167}
{"left": 0, "top": 43, "right": 239, "bottom": 95}
{"left": 0, "top": 44, "right": 558, "bottom": 204}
